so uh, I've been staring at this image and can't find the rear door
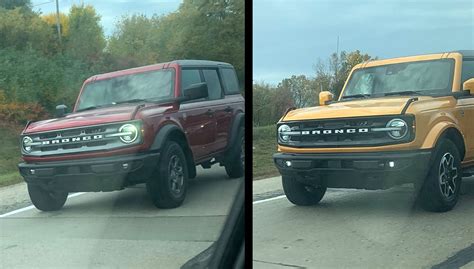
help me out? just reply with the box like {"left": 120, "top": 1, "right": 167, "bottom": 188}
{"left": 458, "top": 57, "right": 474, "bottom": 162}
{"left": 179, "top": 68, "right": 217, "bottom": 161}
{"left": 201, "top": 68, "right": 231, "bottom": 152}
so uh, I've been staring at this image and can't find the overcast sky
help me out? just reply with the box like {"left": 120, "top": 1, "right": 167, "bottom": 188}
{"left": 253, "top": 0, "right": 474, "bottom": 85}
{"left": 31, "top": 0, "right": 182, "bottom": 36}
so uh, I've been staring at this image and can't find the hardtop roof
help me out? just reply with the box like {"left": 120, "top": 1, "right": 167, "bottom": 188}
{"left": 87, "top": 59, "right": 233, "bottom": 82}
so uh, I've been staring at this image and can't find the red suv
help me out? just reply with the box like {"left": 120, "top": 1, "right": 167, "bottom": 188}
{"left": 18, "top": 60, "right": 245, "bottom": 211}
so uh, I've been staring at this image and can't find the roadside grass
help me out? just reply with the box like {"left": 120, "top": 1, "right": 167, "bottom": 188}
{"left": 253, "top": 125, "right": 279, "bottom": 180}
{"left": 0, "top": 125, "right": 23, "bottom": 187}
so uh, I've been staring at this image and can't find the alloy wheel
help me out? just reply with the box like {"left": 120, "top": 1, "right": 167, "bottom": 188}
{"left": 169, "top": 155, "right": 184, "bottom": 196}
{"left": 438, "top": 152, "right": 458, "bottom": 199}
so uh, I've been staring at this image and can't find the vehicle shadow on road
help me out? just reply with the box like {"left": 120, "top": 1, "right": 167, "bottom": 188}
{"left": 56, "top": 167, "right": 241, "bottom": 214}
{"left": 286, "top": 177, "right": 474, "bottom": 216}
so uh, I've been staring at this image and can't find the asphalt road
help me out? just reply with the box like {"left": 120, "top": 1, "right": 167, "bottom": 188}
{"left": 253, "top": 176, "right": 474, "bottom": 269}
{"left": 0, "top": 166, "right": 242, "bottom": 269}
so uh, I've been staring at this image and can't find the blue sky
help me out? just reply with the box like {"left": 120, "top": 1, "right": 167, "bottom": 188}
{"left": 31, "top": 0, "right": 182, "bottom": 36}
{"left": 253, "top": 0, "right": 474, "bottom": 85}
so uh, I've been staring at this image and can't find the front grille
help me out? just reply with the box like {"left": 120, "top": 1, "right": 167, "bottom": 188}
{"left": 278, "top": 115, "right": 414, "bottom": 148}
{"left": 22, "top": 121, "right": 142, "bottom": 156}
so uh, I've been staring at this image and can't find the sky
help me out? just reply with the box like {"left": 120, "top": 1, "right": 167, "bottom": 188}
{"left": 31, "top": 0, "right": 182, "bottom": 36}
{"left": 253, "top": 0, "right": 474, "bottom": 85}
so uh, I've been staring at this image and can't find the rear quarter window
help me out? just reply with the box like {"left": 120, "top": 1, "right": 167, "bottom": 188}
{"left": 462, "top": 58, "right": 474, "bottom": 84}
{"left": 221, "top": 68, "right": 240, "bottom": 94}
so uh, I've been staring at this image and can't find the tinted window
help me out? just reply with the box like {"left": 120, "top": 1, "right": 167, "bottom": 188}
{"left": 181, "top": 69, "right": 201, "bottom": 90}
{"left": 202, "top": 69, "right": 223, "bottom": 100}
{"left": 221, "top": 68, "right": 240, "bottom": 94}
{"left": 77, "top": 69, "right": 174, "bottom": 111}
{"left": 462, "top": 58, "right": 474, "bottom": 84}
{"left": 343, "top": 59, "right": 454, "bottom": 97}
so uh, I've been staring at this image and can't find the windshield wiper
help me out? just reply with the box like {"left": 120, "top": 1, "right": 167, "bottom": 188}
{"left": 76, "top": 104, "right": 111, "bottom": 112}
{"left": 384, "top": 90, "right": 424, "bottom": 96}
{"left": 341, "top": 93, "right": 372, "bottom": 99}
{"left": 113, "top": 98, "right": 148, "bottom": 105}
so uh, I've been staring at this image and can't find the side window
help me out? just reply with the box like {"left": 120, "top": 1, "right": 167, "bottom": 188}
{"left": 202, "top": 69, "right": 223, "bottom": 100}
{"left": 181, "top": 69, "right": 202, "bottom": 91}
{"left": 462, "top": 58, "right": 474, "bottom": 85}
{"left": 221, "top": 68, "right": 240, "bottom": 94}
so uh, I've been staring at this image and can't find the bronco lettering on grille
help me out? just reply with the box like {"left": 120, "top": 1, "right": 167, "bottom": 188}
{"left": 308, "top": 128, "right": 369, "bottom": 135}
{"left": 41, "top": 135, "right": 103, "bottom": 145}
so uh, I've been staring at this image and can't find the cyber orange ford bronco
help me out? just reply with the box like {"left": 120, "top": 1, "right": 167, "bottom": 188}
{"left": 274, "top": 51, "right": 474, "bottom": 212}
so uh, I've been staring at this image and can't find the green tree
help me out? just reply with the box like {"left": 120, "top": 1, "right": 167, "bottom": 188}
{"left": 108, "top": 14, "right": 162, "bottom": 69}
{"left": 0, "top": 8, "right": 55, "bottom": 54}
{"left": 159, "top": 0, "right": 244, "bottom": 82}
{"left": 328, "top": 50, "right": 373, "bottom": 97}
{"left": 0, "top": 0, "right": 30, "bottom": 10}
{"left": 66, "top": 5, "right": 106, "bottom": 64}
{"left": 278, "top": 75, "right": 316, "bottom": 108}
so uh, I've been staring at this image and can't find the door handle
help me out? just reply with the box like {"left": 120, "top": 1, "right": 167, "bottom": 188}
{"left": 224, "top": 106, "right": 233, "bottom": 113}
{"left": 206, "top": 109, "right": 214, "bottom": 116}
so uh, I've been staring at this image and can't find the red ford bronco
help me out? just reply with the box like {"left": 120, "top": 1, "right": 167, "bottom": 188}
{"left": 18, "top": 60, "right": 245, "bottom": 211}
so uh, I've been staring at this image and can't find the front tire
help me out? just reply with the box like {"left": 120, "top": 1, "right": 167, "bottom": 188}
{"left": 225, "top": 127, "right": 244, "bottom": 178}
{"left": 418, "top": 139, "right": 462, "bottom": 212}
{"left": 282, "top": 175, "right": 327, "bottom": 206}
{"left": 27, "top": 184, "right": 68, "bottom": 211}
{"left": 147, "top": 141, "right": 188, "bottom": 209}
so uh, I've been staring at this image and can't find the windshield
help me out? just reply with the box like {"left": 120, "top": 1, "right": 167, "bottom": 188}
{"left": 342, "top": 59, "right": 455, "bottom": 99}
{"left": 76, "top": 69, "right": 175, "bottom": 111}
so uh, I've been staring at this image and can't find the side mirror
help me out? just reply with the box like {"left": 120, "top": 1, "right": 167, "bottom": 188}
{"left": 183, "top": 82, "right": 209, "bottom": 101}
{"left": 319, "top": 91, "right": 334, "bottom": 106}
{"left": 463, "top": 78, "right": 474, "bottom": 95}
{"left": 55, "top": 104, "right": 68, "bottom": 118}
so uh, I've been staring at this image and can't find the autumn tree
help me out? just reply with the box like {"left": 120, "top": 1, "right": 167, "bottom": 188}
{"left": 66, "top": 5, "right": 106, "bottom": 64}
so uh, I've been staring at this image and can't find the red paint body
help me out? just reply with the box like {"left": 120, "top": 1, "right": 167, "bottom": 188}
{"left": 22, "top": 61, "right": 244, "bottom": 164}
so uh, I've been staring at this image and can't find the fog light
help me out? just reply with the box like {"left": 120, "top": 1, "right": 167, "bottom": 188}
{"left": 122, "top": 163, "right": 129, "bottom": 169}
{"left": 30, "top": 169, "right": 35, "bottom": 175}
{"left": 388, "top": 161, "right": 395, "bottom": 168}
{"left": 285, "top": 161, "right": 292, "bottom": 167}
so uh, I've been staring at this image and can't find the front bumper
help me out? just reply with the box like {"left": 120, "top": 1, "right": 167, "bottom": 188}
{"left": 18, "top": 152, "right": 160, "bottom": 192}
{"left": 273, "top": 150, "right": 432, "bottom": 189}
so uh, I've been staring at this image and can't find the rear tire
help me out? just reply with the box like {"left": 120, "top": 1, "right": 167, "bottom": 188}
{"left": 418, "top": 139, "right": 462, "bottom": 212}
{"left": 225, "top": 127, "right": 244, "bottom": 178}
{"left": 147, "top": 141, "right": 188, "bottom": 209}
{"left": 282, "top": 175, "right": 327, "bottom": 206}
{"left": 27, "top": 184, "right": 68, "bottom": 211}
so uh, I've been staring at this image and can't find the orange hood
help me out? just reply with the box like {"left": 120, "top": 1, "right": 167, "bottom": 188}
{"left": 282, "top": 96, "right": 454, "bottom": 121}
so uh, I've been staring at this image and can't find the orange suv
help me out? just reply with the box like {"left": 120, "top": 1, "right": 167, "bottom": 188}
{"left": 274, "top": 51, "right": 474, "bottom": 212}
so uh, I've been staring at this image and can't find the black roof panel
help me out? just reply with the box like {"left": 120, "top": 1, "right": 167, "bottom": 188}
{"left": 454, "top": 50, "right": 474, "bottom": 57}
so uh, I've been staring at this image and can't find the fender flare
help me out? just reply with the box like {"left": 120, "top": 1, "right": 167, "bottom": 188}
{"left": 226, "top": 112, "right": 245, "bottom": 153}
{"left": 150, "top": 124, "right": 183, "bottom": 151}
{"left": 150, "top": 124, "right": 197, "bottom": 178}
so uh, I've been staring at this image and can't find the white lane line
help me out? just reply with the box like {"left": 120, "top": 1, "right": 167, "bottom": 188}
{"left": 253, "top": 195, "right": 286, "bottom": 205}
{"left": 0, "top": 192, "right": 86, "bottom": 218}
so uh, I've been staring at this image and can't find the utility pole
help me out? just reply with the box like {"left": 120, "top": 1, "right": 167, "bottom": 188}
{"left": 335, "top": 36, "right": 339, "bottom": 81}
{"left": 55, "top": 0, "right": 62, "bottom": 45}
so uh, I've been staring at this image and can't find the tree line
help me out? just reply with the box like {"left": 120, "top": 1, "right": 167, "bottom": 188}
{"left": 0, "top": 0, "right": 244, "bottom": 124}
{"left": 253, "top": 50, "right": 374, "bottom": 127}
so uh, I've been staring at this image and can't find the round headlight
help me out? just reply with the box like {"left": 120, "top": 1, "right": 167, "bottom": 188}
{"left": 278, "top": 124, "right": 291, "bottom": 142}
{"left": 386, "top": 118, "right": 408, "bottom": 140}
{"left": 118, "top": 124, "right": 138, "bottom": 143}
{"left": 22, "top": 136, "right": 33, "bottom": 152}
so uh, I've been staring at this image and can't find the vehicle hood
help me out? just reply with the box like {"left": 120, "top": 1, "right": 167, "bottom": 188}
{"left": 24, "top": 103, "right": 169, "bottom": 134}
{"left": 282, "top": 96, "right": 446, "bottom": 121}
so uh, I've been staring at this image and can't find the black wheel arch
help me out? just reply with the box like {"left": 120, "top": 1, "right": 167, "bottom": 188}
{"left": 437, "top": 128, "right": 466, "bottom": 161}
{"left": 225, "top": 112, "right": 245, "bottom": 153}
{"left": 150, "top": 124, "right": 197, "bottom": 179}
